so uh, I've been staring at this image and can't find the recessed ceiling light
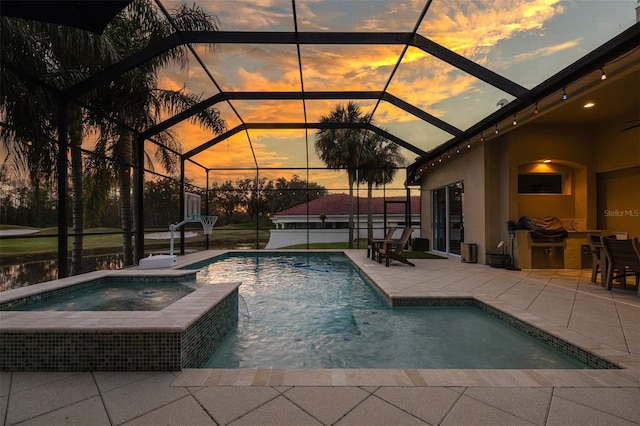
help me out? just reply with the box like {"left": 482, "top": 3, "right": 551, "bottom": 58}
{"left": 584, "top": 102, "right": 595, "bottom": 108}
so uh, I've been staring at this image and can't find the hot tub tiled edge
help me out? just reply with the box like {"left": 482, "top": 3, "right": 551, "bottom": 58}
{"left": 0, "top": 283, "right": 240, "bottom": 371}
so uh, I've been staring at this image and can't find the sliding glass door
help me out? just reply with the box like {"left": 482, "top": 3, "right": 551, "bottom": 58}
{"left": 432, "top": 182, "right": 464, "bottom": 255}
{"left": 433, "top": 187, "right": 447, "bottom": 252}
{"left": 448, "top": 182, "right": 463, "bottom": 255}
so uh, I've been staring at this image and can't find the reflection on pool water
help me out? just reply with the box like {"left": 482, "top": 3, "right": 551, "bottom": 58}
{"left": 188, "top": 252, "right": 588, "bottom": 369}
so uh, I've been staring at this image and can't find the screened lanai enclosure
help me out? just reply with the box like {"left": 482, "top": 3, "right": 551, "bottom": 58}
{"left": 1, "top": 0, "right": 638, "bottom": 285}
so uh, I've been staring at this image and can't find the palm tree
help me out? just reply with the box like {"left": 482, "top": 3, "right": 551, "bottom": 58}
{"left": 315, "top": 102, "right": 369, "bottom": 248}
{"left": 59, "top": 51, "right": 115, "bottom": 276}
{"left": 2, "top": 1, "right": 225, "bottom": 270}
{"left": 1, "top": 17, "right": 119, "bottom": 275}
{"left": 358, "top": 132, "right": 406, "bottom": 240}
{"left": 0, "top": 18, "right": 59, "bottom": 208}
{"left": 92, "top": 0, "right": 225, "bottom": 266}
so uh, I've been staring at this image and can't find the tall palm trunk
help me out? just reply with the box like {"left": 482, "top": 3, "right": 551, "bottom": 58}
{"left": 69, "top": 106, "right": 84, "bottom": 275}
{"left": 31, "top": 182, "right": 42, "bottom": 225}
{"left": 119, "top": 162, "right": 133, "bottom": 266}
{"left": 131, "top": 139, "right": 140, "bottom": 263}
{"left": 116, "top": 112, "right": 134, "bottom": 266}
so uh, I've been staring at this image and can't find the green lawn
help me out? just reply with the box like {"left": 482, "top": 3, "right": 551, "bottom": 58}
{"left": 0, "top": 225, "right": 444, "bottom": 261}
{"left": 0, "top": 225, "right": 271, "bottom": 262}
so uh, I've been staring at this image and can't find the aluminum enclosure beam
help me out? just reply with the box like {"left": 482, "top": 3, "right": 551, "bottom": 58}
{"left": 183, "top": 122, "right": 429, "bottom": 160}
{"left": 141, "top": 91, "right": 464, "bottom": 139}
{"left": 412, "top": 22, "right": 640, "bottom": 165}
{"left": 64, "top": 31, "right": 529, "bottom": 101}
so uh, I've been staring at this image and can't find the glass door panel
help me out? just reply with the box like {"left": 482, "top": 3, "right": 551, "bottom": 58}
{"left": 433, "top": 187, "right": 447, "bottom": 252}
{"left": 432, "top": 182, "right": 464, "bottom": 255}
{"left": 448, "top": 182, "right": 463, "bottom": 255}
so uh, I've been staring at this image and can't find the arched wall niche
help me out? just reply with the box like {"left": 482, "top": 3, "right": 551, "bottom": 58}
{"left": 516, "top": 159, "right": 588, "bottom": 230}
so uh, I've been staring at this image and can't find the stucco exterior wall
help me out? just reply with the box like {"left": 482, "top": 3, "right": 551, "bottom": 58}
{"left": 507, "top": 123, "right": 639, "bottom": 238}
{"left": 418, "top": 120, "right": 638, "bottom": 266}
{"left": 506, "top": 124, "right": 595, "bottom": 228}
{"left": 597, "top": 167, "right": 640, "bottom": 236}
{"left": 484, "top": 136, "right": 511, "bottom": 259}
{"left": 592, "top": 115, "right": 640, "bottom": 174}
{"left": 420, "top": 146, "right": 487, "bottom": 260}
{"left": 592, "top": 121, "right": 640, "bottom": 237}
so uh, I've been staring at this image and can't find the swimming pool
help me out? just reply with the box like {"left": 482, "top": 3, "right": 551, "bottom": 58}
{"left": 187, "top": 252, "right": 590, "bottom": 369}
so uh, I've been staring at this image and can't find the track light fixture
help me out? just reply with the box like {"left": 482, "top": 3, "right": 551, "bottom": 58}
{"left": 456, "top": 147, "right": 460, "bottom": 154}
{"left": 467, "top": 143, "right": 471, "bottom": 149}
{"left": 562, "top": 87, "right": 568, "bottom": 100}
{"left": 480, "top": 132, "right": 484, "bottom": 142}
{"left": 534, "top": 102, "right": 539, "bottom": 114}
{"left": 600, "top": 68, "right": 607, "bottom": 80}
{"left": 512, "top": 114, "right": 517, "bottom": 126}
{"left": 494, "top": 124, "right": 499, "bottom": 135}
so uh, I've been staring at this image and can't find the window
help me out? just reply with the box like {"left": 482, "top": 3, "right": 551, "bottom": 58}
{"left": 518, "top": 174, "right": 563, "bottom": 194}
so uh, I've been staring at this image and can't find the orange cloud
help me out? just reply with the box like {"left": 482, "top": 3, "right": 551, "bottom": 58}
{"left": 215, "top": 0, "right": 294, "bottom": 31}
{"left": 510, "top": 38, "right": 581, "bottom": 63}
{"left": 151, "top": 0, "right": 568, "bottom": 188}
{"left": 422, "top": 0, "right": 561, "bottom": 52}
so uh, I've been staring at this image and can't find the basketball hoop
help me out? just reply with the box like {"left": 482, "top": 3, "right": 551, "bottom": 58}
{"left": 198, "top": 215, "right": 218, "bottom": 235}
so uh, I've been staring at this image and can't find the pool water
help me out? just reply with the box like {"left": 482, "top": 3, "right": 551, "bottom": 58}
{"left": 11, "top": 280, "right": 196, "bottom": 311}
{"left": 190, "top": 253, "right": 588, "bottom": 369}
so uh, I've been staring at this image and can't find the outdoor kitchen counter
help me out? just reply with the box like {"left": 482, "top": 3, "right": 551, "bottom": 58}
{"left": 515, "top": 230, "right": 607, "bottom": 269}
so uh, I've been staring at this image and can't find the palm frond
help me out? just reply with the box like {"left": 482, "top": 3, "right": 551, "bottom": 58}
{"left": 83, "top": 138, "right": 116, "bottom": 227}
{"left": 152, "top": 130, "right": 180, "bottom": 174}
{"left": 358, "top": 131, "right": 405, "bottom": 187}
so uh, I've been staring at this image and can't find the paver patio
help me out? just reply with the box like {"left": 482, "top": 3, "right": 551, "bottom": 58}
{"left": 2, "top": 250, "right": 639, "bottom": 425}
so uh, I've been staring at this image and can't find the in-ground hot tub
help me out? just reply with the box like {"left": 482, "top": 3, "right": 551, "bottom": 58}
{"left": 0, "top": 270, "right": 239, "bottom": 371}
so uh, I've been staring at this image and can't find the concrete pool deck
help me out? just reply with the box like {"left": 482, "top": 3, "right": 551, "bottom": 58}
{"left": 2, "top": 249, "right": 639, "bottom": 425}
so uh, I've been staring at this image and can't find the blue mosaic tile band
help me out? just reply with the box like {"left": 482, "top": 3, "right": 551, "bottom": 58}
{"left": 474, "top": 301, "right": 618, "bottom": 369}
{"left": 0, "top": 332, "right": 182, "bottom": 371}
{"left": 182, "top": 291, "right": 238, "bottom": 368}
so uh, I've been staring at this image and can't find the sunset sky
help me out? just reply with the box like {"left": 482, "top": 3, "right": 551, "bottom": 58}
{"left": 144, "top": 0, "right": 637, "bottom": 192}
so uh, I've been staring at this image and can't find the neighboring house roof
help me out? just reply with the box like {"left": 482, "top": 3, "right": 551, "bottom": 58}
{"left": 274, "top": 194, "right": 420, "bottom": 216}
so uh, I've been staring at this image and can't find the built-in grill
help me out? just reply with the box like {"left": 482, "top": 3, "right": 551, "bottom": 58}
{"left": 512, "top": 216, "right": 568, "bottom": 268}
{"left": 518, "top": 216, "right": 568, "bottom": 243}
